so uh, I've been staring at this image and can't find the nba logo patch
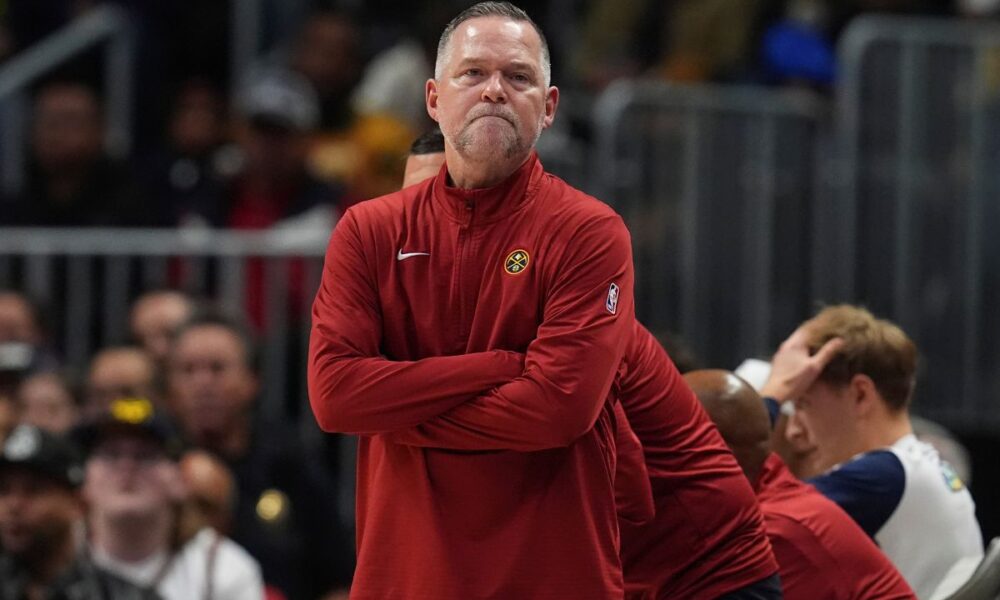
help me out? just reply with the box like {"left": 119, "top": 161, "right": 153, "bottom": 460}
{"left": 606, "top": 283, "right": 619, "bottom": 315}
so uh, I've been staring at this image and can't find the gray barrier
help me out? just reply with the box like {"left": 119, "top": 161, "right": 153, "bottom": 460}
{"left": 592, "top": 80, "right": 827, "bottom": 370}
{"left": 833, "top": 16, "right": 1000, "bottom": 427}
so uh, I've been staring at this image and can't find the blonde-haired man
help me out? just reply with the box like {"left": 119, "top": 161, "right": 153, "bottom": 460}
{"left": 761, "top": 305, "right": 983, "bottom": 599}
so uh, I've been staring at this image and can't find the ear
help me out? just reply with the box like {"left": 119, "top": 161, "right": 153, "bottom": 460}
{"left": 426, "top": 79, "right": 440, "bottom": 123}
{"left": 849, "top": 374, "right": 879, "bottom": 416}
{"left": 542, "top": 85, "right": 559, "bottom": 130}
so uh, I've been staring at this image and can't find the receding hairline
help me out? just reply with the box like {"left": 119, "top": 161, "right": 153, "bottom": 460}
{"left": 435, "top": 11, "right": 551, "bottom": 86}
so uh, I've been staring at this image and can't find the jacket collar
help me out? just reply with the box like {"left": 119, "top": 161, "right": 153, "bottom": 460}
{"left": 432, "top": 152, "right": 544, "bottom": 225}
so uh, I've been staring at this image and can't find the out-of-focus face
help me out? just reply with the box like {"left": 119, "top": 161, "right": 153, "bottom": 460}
{"left": 0, "top": 468, "right": 80, "bottom": 558}
{"left": 17, "top": 373, "right": 78, "bottom": 435}
{"left": 168, "top": 326, "right": 257, "bottom": 441}
{"left": 787, "top": 380, "right": 858, "bottom": 474}
{"left": 130, "top": 293, "right": 193, "bottom": 365}
{"left": 0, "top": 293, "right": 38, "bottom": 345}
{"left": 240, "top": 123, "right": 308, "bottom": 183}
{"left": 169, "top": 84, "right": 224, "bottom": 156}
{"left": 83, "top": 434, "right": 178, "bottom": 519}
{"left": 293, "top": 15, "right": 360, "bottom": 97}
{"left": 428, "top": 17, "right": 557, "bottom": 165}
{"left": 86, "top": 349, "right": 157, "bottom": 417}
{"left": 402, "top": 151, "right": 446, "bottom": 188}
{"left": 32, "top": 85, "right": 103, "bottom": 173}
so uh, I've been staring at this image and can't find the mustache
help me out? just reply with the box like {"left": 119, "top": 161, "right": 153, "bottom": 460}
{"left": 466, "top": 105, "right": 518, "bottom": 125}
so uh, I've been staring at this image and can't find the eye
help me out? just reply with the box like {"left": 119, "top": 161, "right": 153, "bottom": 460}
{"left": 463, "top": 68, "right": 483, "bottom": 77}
{"left": 511, "top": 73, "right": 530, "bottom": 83}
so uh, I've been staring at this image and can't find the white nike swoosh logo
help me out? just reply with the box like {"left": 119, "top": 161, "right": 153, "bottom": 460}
{"left": 397, "top": 250, "right": 430, "bottom": 261}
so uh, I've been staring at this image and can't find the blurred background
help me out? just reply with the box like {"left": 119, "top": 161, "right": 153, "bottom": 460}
{"left": 0, "top": 0, "right": 999, "bottom": 595}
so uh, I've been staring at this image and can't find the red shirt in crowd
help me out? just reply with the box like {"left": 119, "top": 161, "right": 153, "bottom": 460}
{"left": 618, "top": 322, "right": 778, "bottom": 599}
{"left": 756, "top": 453, "right": 917, "bottom": 600}
{"left": 308, "top": 154, "right": 636, "bottom": 599}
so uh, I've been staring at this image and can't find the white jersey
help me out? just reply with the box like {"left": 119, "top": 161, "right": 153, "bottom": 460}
{"left": 94, "top": 528, "right": 265, "bottom": 600}
{"left": 811, "top": 434, "right": 983, "bottom": 599}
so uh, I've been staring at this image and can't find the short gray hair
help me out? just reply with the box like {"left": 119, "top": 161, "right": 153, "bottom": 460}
{"left": 435, "top": 2, "right": 551, "bottom": 87}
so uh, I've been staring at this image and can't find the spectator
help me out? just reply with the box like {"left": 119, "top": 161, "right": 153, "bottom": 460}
{"left": 227, "top": 68, "right": 345, "bottom": 230}
{"left": 1, "top": 81, "right": 151, "bottom": 227}
{"left": 761, "top": 304, "right": 984, "bottom": 598}
{"left": 85, "top": 346, "right": 159, "bottom": 418}
{"left": 16, "top": 370, "right": 80, "bottom": 435}
{"left": 687, "top": 369, "right": 916, "bottom": 600}
{"left": 167, "top": 313, "right": 353, "bottom": 598}
{"left": 0, "top": 290, "right": 59, "bottom": 384}
{"left": 77, "top": 398, "right": 264, "bottom": 600}
{"left": 291, "top": 11, "right": 362, "bottom": 133}
{"left": 0, "top": 423, "right": 156, "bottom": 599}
{"left": 145, "top": 80, "right": 235, "bottom": 228}
{"left": 130, "top": 290, "right": 197, "bottom": 368}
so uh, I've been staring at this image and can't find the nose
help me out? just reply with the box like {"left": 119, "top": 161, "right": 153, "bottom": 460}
{"left": 481, "top": 72, "right": 506, "bottom": 103}
{"left": 784, "top": 410, "right": 812, "bottom": 449}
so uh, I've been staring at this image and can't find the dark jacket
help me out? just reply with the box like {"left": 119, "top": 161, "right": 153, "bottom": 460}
{"left": 0, "top": 553, "right": 161, "bottom": 600}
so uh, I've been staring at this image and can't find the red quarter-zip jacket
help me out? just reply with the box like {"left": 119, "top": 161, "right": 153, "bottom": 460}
{"left": 308, "top": 153, "right": 635, "bottom": 599}
{"left": 618, "top": 322, "right": 778, "bottom": 599}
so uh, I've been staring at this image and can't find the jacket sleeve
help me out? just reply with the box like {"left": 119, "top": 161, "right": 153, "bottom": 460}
{"left": 308, "top": 209, "right": 525, "bottom": 434}
{"left": 385, "top": 213, "right": 635, "bottom": 451}
{"left": 613, "top": 400, "right": 655, "bottom": 525}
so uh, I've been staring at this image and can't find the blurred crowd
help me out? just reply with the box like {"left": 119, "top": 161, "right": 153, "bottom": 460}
{"left": 0, "top": 288, "right": 354, "bottom": 599}
{"left": 0, "top": 0, "right": 998, "bottom": 232}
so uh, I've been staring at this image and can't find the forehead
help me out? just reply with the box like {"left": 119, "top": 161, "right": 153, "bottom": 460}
{"left": 175, "top": 326, "right": 245, "bottom": 359}
{"left": 446, "top": 17, "right": 542, "bottom": 68}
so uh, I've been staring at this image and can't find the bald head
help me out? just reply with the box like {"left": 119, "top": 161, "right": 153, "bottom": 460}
{"left": 685, "top": 369, "right": 772, "bottom": 486}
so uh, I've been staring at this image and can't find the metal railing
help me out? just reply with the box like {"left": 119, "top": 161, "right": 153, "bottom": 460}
{"left": 833, "top": 15, "right": 1000, "bottom": 426}
{"left": 0, "top": 5, "right": 136, "bottom": 196}
{"left": 0, "top": 227, "right": 327, "bottom": 427}
{"left": 592, "top": 80, "right": 827, "bottom": 370}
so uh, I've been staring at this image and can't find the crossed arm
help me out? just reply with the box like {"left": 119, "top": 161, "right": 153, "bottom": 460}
{"left": 308, "top": 209, "right": 635, "bottom": 451}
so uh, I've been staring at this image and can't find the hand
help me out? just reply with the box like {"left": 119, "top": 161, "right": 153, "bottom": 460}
{"left": 760, "top": 326, "right": 844, "bottom": 402}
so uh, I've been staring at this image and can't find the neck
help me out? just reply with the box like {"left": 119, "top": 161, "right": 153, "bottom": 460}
{"left": 91, "top": 506, "right": 172, "bottom": 563}
{"left": 861, "top": 409, "right": 912, "bottom": 451}
{"left": 444, "top": 149, "right": 530, "bottom": 189}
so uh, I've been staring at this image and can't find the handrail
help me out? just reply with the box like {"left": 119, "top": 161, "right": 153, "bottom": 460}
{"left": 0, "top": 227, "right": 329, "bottom": 257}
{"left": 0, "top": 5, "right": 135, "bottom": 195}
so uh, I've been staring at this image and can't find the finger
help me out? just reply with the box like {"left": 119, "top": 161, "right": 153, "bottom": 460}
{"left": 811, "top": 337, "right": 844, "bottom": 369}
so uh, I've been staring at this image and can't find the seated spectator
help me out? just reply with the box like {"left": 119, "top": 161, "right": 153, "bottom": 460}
{"left": 227, "top": 68, "right": 345, "bottom": 232}
{"left": 16, "top": 370, "right": 80, "bottom": 435}
{"left": 0, "top": 423, "right": 157, "bottom": 599}
{"left": 85, "top": 346, "right": 159, "bottom": 418}
{"left": 0, "top": 81, "right": 151, "bottom": 227}
{"left": 77, "top": 397, "right": 264, "bottom": 600}
{"left": 167, "top": 313, "right": 353, "bottom": 598}
{"left": 291, "top": 10, "right": 362, "bottom": 133}
{"left": 129, "top": 290, "right": 197, "bottom": 368}
{"left": 144, "top": 80, "right": 235, "bottom": 228}
{"left": 760, "top": 304, "right": 984, "bottom": 598}
{"left": 0, "top": 290, "right": 60, "bottom": 386}
{"left": 686, "top": 369, "right": 916, "bottom": 600}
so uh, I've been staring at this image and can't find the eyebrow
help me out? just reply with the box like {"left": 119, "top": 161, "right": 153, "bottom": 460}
{"left": 454, "top": 58, "right": 538, "bottom": 75}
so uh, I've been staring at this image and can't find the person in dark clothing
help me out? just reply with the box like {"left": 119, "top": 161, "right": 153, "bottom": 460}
{"left": 0, "top": 424, "right": 159, "bottom": 600}
{"left": 166, "top": 313, "right": 353, "bottom": 599}
{"left": 0, "top": 81, "right": 152, "bottom": 228}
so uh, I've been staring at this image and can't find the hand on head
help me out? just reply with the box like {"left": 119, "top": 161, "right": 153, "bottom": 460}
{"left": 761, "top": 325, "right": 844, "bottom": 402}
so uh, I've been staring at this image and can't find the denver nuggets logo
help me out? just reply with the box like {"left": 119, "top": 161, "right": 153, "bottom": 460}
{"left": 942, "top": 462, "right": 966, "bottom": 492}
{"left": 504, "top": 249, "right": 530, "bottom": 275}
